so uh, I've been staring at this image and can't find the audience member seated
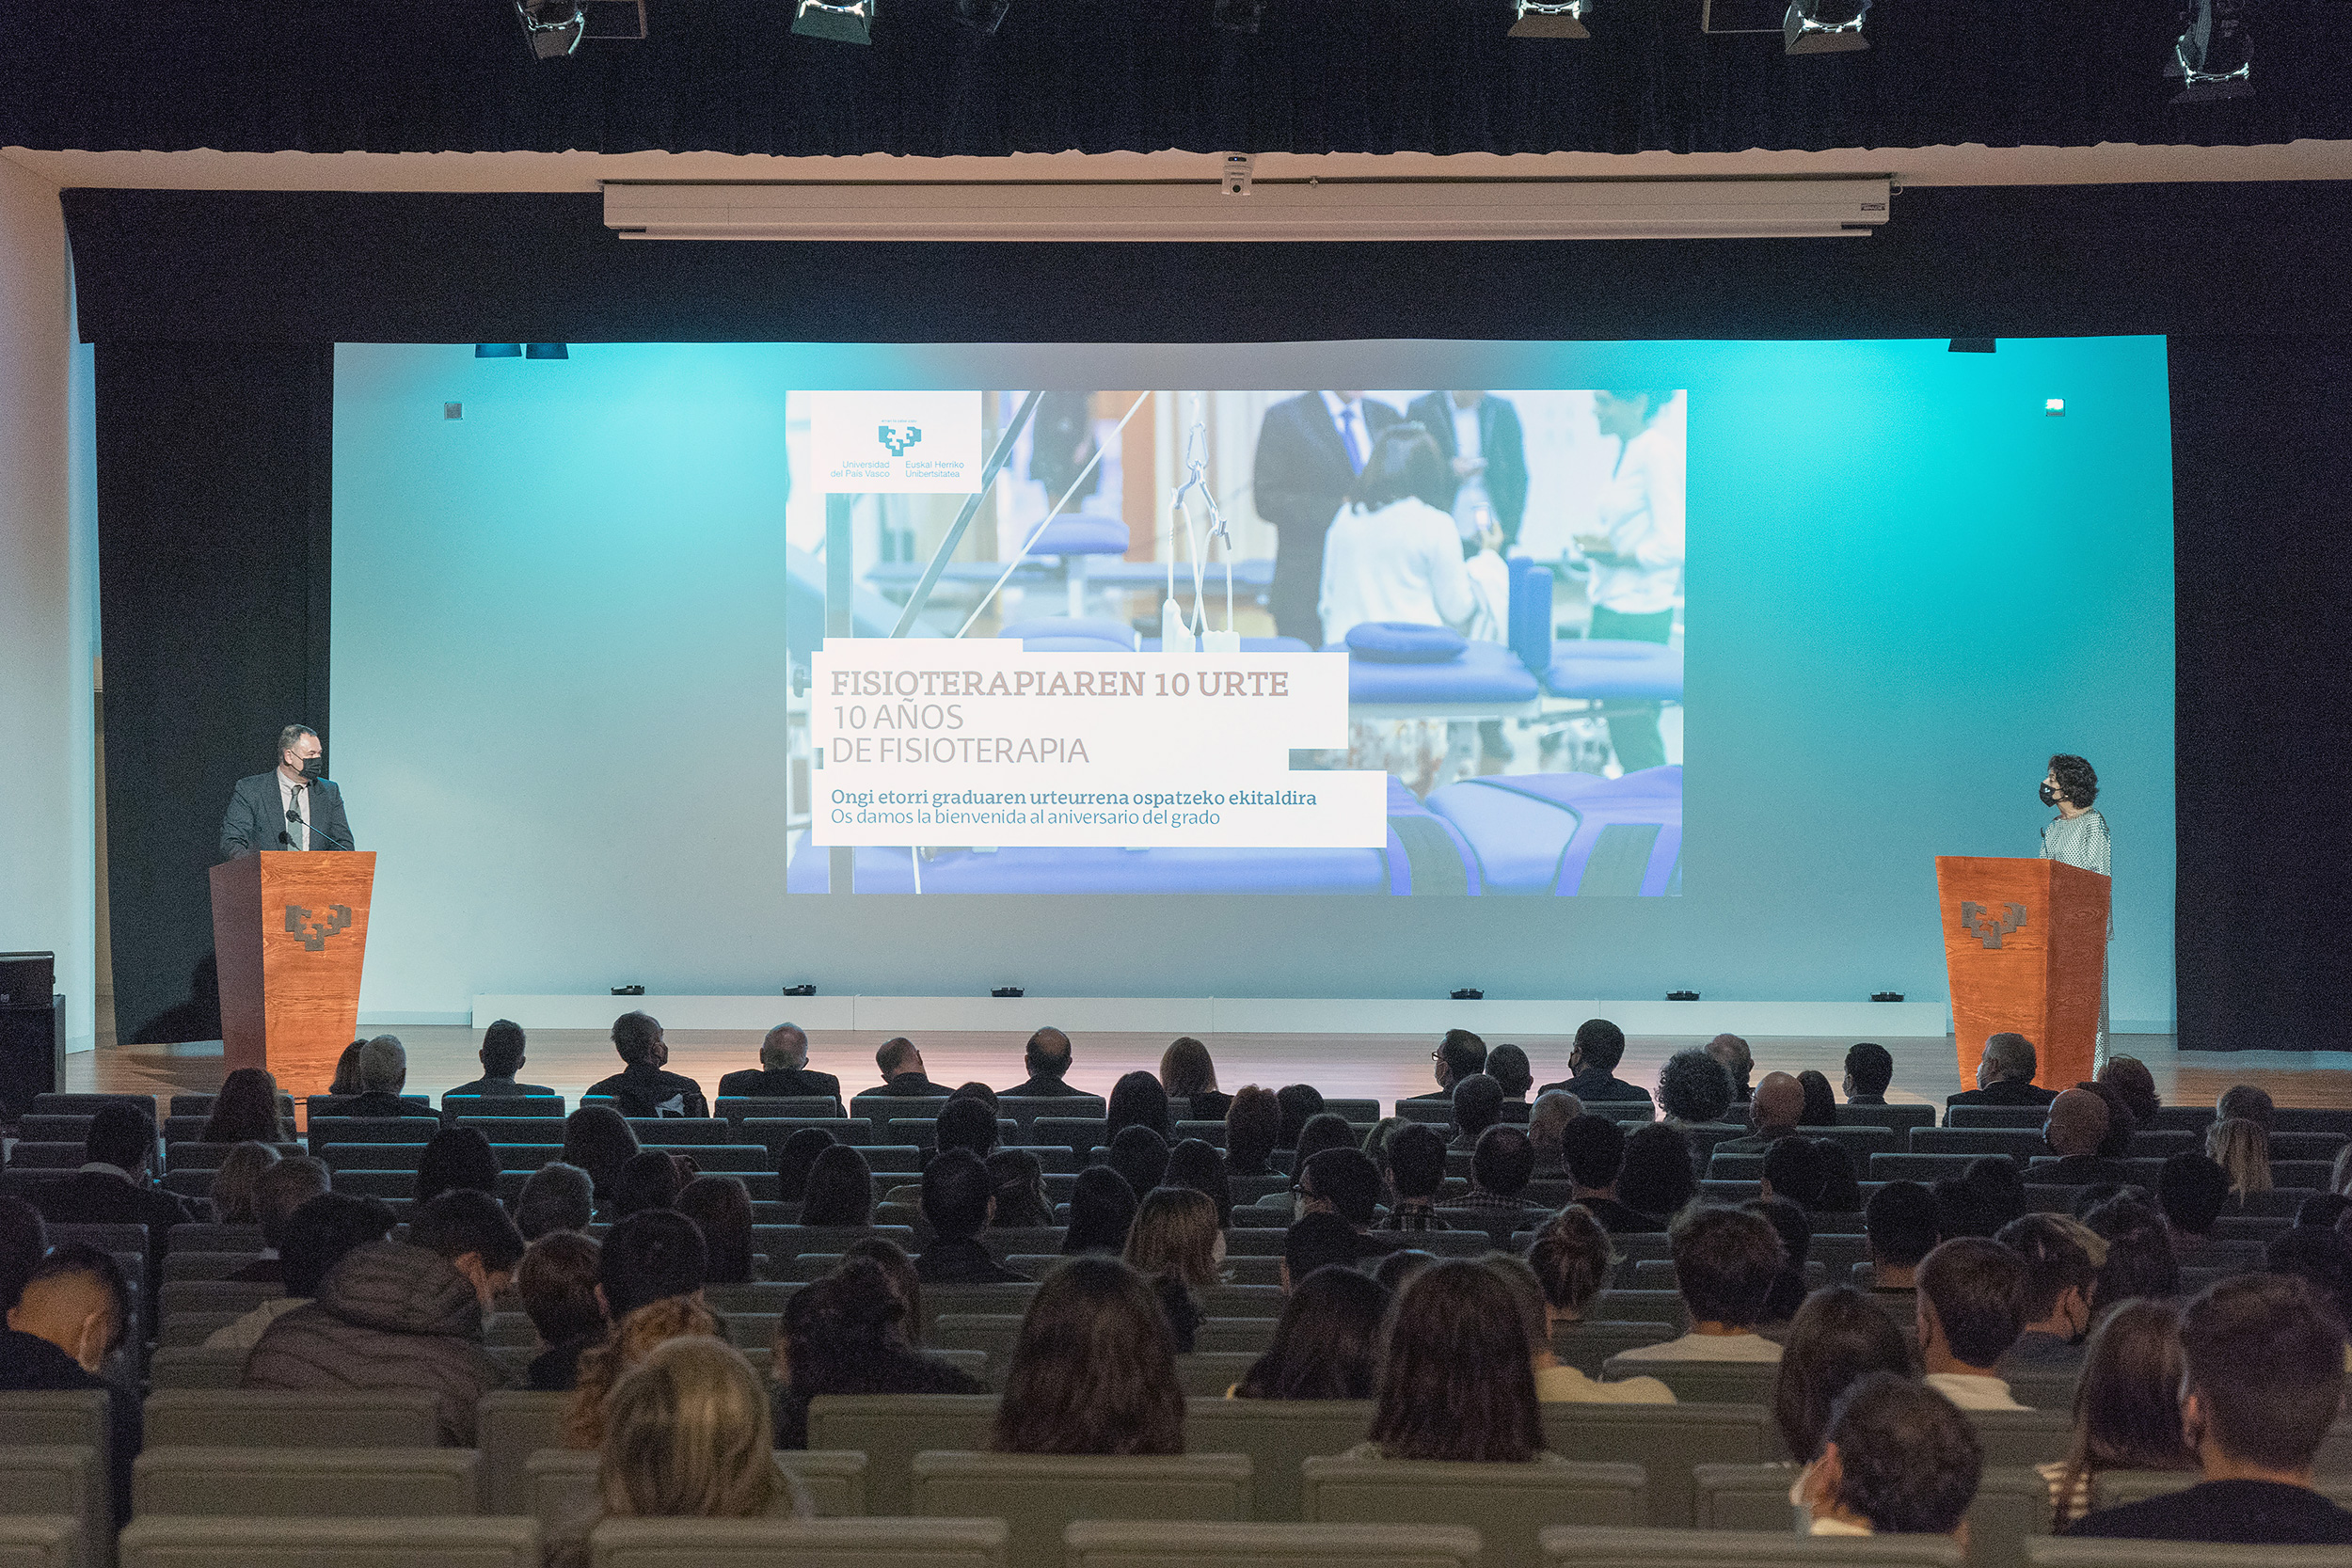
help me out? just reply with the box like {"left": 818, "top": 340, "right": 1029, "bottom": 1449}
{"left": 1375, "top": 1248, "right": 1437, "bottom": 1294}
{"left": 2040, "top": 1298, "right": 2195, "bottom": 1528}
{"left": 1797, "top": 1070, "right": 1839, "bottom": 1127}
{"left": 988, "top": 1148, "right": 1058, "bottom": 1227}
{"left": 1225, "top": 1085, "right": 1281, "bottom": 1176}
{"left": 2084, "top": 1194, "right": 2181, "bottom": 1308}
{"left": 2038, "top": 1089, "right": 2134, "bottom": 1186}
{"left": 1275, "top": 1084, "right": 1327, "bottom": 1149}
{"left": 881, "top": 1097, "right": 1001, "bottom": 1211}
{"left": 1291, "top": 1113, "right": 1354, "bottom": 1170}
{"left": 1864, "top": 1180, "right": 1938, "bottom": 1298}
{"left": 1818, "top": 1143, "right": 1866, "bottom": 1213}
{"left": 33, "top": 1102, "right": 194, "bottom": 1273}
{"left": 206, "top": 1191, "right": 395, "bottom": 1351}
{"left": 205, "top": 1140, "right": 278, "bottom": 1225}
{"left": 227, "top": 1154, "right": 331, "bottom": 1280}
{"left": 1124, "top": 1186, "right": 1222, "bottom": 1353}
{"left": 1795, "top": 1373, "right": 1982, "bottom": 1539}
{"left": 675, "top": 1176, "right": 755, "bottom": 1285}
{"left": 2095, "top": 1055, "right": 2160, "bottom": 1124}
{"left": 0, "top": 1243, "right": 139, "bottom": 1524}
{"left": 1528, "top": 1089, "right": 1579, "bottom": 1177}
{"left": 993, "top": 1257, "right": 1183, "bottom": 1454}
{"left": 837, "top": 1237, "right": 923, "bottom": 1328}
{"left": 519, "top": 1231, "right": 607, "bottom": 1391}
{"left": 0, "top": 1197, "right": 44, "bottom": 1312}
{"left": 1947, "top": 1032, "right": 2058, "bottom": 1110}
{"left": 1966, "top": 1157, "right": 2028, "bottom": 1230}
{"left": 1105, "top": 1070, "right": 1174, "bottom": 1143}
{"left": 1615, "top": 1122, "right": 1697, "bottom": 1226}
{"left": 517, "top": 1162, "right": 596, "bottom": 1241}
{"left": 914, "top": 1148, "right": 1028, "bottom": 1283}
{"left": 1281, "top": 1211, "right": 1389, "bottom": 1291}
{"left": 202, "top": 1065, "right": 292, "bottom": 1143}
{"left": 1560, "top": 1115, "right": 1650, "bottom": 1233}
{"left": 1062, "top": 1167, "right": 1138, "bottom": 1255}
{"left": 2207, "top": 1116, "right": 2273, "bottom": 1202}
{"left": 327, "top": 1041, "right": 365, "bottom": 1096}
{"left": 1615, "top": 1204, "right": 1786, "bottom": 1362}
{"left": 1161, "top": 1138, "right": 1232, "bottom": 1228}
{"left": 1158, "top": 1037, "right": 1229, "bottom": 1119}
{"left": 1995, "top": 1213, "right": 2101, "bottom": 1370}
{"left": 1844, "top": 1042, "right": 1895, "bottom": 1105}
{"left": 245, "top": 1188, "right": 523, "bottom": 1443}
{"left": 2215, "top": 1083, "right": 2275, "bottom": 1130}
{"left": 996, "top": 1026, "right": 1077, "bottom": 1097}
{"left": 599, "top": 1208, "right": 709, "bottom": 1320}
{"left": 417, "top": 1125, "right": 501, "bottom": 1208}
{"left": 327, "top": 1034, "right": 440, "bottom": 1118}
{"left": 1235, "top": 1264, "right": 1391, "bottom": 1400}
{"left": 1708, "top": 1033, "right": 1755, "bottom": 1105}
{"left": 613, "top": 1149, "right": 689, "bottom": 1218}
{"left": 1714, "top": 1072, "right": 1804, "bottom": 1155}
{"left": 1745, "top": 1195, "right": 1813, "bottom": 1325}
{"left": 1759, "top": 1136, "right": 1829, "bottom": 1210}
{"left": 1445, "top": 1072, "right": 1505, "bottom": 1150}
{"left": 1540, "top": 1018, "right": 1654, "bottom": 1106}
{"left": 2070, "top": 1275, "right": 2352, "bottom": 1542}
{"left": 1299, "top": 1146, "right": 1386, "bottom": 1232}
{"left": 869, "top": 1036, "right": 950, "bottom": 1097}
{"left": 2156, "top": 1150, "right": 2230, "bottom": 1259}
{"left": 716, "top": 1022, "right": 839, "bottom": 1101}
{"left": 564, "top": 1294, "right": 725, "bottom": 1449}
{"left": 2262, "top": 1227, "right": 2352, "bottom": 1351}
{"left": 1915, "top": 1236, "right": 2031, "bottom": 1408}
{"left": 1932, "top": 1174, "right": 1996, "bottom": 1242}
{"left": 1772, "top": 1285, "right": 1915, "bottom": 1465}
{"left": 585, "top": 1010, "right": 709, "bottom": 1119}
{"left": 2075, "top": 1080, "right": 2139, "bottom": 1161}
{"left": 1354, "top": 1259, "right": 1560, "bottom": 1463}
{"left": 784, "top": 1145, "right": 866, "bottom": 1230}
{"left": 1523, "top": 1207, "right": 1675, "bottom": 1403}
{"left": 1376, "top": 1122, "right": 1449, "bottom": 1232}
{"left": 1657, "top": 1047, "right": 1734, "bottom": 1129}
{"left": 563, "top": 1106, "right": 641, "bottom": 1216}
{"left": 1107, "top": 1125, "right": 1171, "bottom": 1198}
{"left": 1486, "top": 1043, "right": 1534, "bottom": 1102}
{"left": 2296, "top": 1191, "right": 2352, "bottom": 1231}
{"left": 445, "top": 1018, "right": 554, "bottom": 1100}
{"left": 1450, "top": 1125, "right": 1540, "bottom": 1226}
{"left": 771, "top": 1258, "right": 982, "bottom": 1447}
{"left": 768, "top": 1131, "right": 831, "bottom": 1210}
{"left": 1490, "top": 1249, "right": 1672, "bottom": 1403}
{"left": 1406, "top": 1027, "right": 1488, "bottom": 1104}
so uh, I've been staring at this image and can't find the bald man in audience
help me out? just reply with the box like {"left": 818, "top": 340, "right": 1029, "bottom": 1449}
{"left": 1005, "top": 1026, "right": 1088, "bottom": 1097}
{"left": 717, "top": 1022, "right": 841, "bottom": 1101}
{"left": 1, "top": 1244, "right": 139, "bottom": 1523}
{"left": 2038, "top": 1089, "right": 2135, "bottom": 1186}
{"left": 1712, "top": 1071, "right": 1805, "bottom": 1155}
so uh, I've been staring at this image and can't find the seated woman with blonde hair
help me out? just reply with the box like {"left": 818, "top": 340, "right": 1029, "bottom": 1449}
{"left": 564, "top": 1295, "right": 724, "bottom": 1449}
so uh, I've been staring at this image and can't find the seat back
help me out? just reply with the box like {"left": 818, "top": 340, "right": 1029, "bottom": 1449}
{"left": 0, "top": 1447, "right": 100, "bottom": 1529}
{"left": 143, "top": 1390, "right": 443, "bottom": 1449}
{"left": 1304, "top": 1456, "right": 1644, "bottom": 1568}
{"left": 144, "top": 1348, "right": 247, "bottom": 1390}
{"left": 1541, "top": 1402, "right": 1771, "bottom": 1527}
{"left": 1066, "top": 1520, "right": 1480, "bottom": 1568}
{"left": 0, "top": 1519, "right": 72, "bottom": 1568}
{"left": 1183, "top": 1400, "right": 1372, "bottom": 1522}
{"left": 132, "top": 1448, "right": 484, "bottom": 1515}
{"left": 592, "top": 1516, "right": 1009, "bottom": 1568}
{"left": 913, "top": 1452, "right": 1249, "bottom": 1568}
{"left": 1963, "top": 1411, "right": 2073, "bottom": 1470}
{"left": 477, "top": 1390, "right": 571, "bottom": 1514}
{"left": 1598, "top": 1357, "right": 1779, "bottom": 1416}
{"left": 526, "top": 1448, "right": 867, "bottom": 1528}
{"left": 0, "top": 1393, "right": 108, "bottom": 1454}
{"left": 1175, "top": 1354, "right": 1260, "bottom": 1399}
{"left": 118, "top": 1517, "right": 536, "bottom": 1568}
{"left": 1695, "top": 1462, "right": 2046, "bottom": 1568}
{"left": 2027, "top": 1544, "right": 2352, "bottom": 1568}
{"left": 1542, "top": 1526, "right": 1963, "bottom": 1568}
{"left": 2089, "top": 1470, "right": 2352, "bottom": 1510}
{"left": 806, "top": 1394, "right": 998, "bottom": 1515}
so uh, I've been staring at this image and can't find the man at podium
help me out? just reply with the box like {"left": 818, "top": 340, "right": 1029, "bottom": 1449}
{"left": 219, "top": 723, "right": 354, "bottom": 860}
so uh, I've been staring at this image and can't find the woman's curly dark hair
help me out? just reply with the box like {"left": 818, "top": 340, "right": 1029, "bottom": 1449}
{"left": 2048, "top": 754, "right": 2099, "bottom": 809}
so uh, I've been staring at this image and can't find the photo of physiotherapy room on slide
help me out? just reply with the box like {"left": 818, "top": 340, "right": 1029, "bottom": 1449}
{"left": 331, "top": 339, "right": 2174, "bottom": 1027}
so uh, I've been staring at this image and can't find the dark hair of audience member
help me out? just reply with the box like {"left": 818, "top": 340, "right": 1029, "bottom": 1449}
{"left": 415, "top": 1125, "right": 501, "bottom": 1209}
{"left": 1158, "top": 1037, "right": 1219, "bottom": 1101}
{"left": 1524, "top": 1205, "right": 1617, "bottom": 1323}
{"left": 1124, "top": 1185, "right": 1222, "bottom": 1353}
{"left": 2155, "top": 1151, "right": 2231, "bottom": 1238}
{"left": 1669, "top": 1204, "right": 1786, "bottom": 1328}
{"left": 1293, "top": 1112, "right": 1356, "bottom": 1166}
{"left": 1995, "top": 1212, "right": 2099, "bottom": 1326}
{"left": 612, "top": 1149, "right": 688, "bottom": 1218}
{"left": 2178, "top": 1274, "right": 2348, "bottom": 1475}
{"left": 1238, "top": 1263, "right": 1391, "bottom": 1401}
{"left": 1931, "top": 1175, "right": 1995, "bottom": 1241}
{"left": 408, "top": 1186, "right": 527, "bottom": 1274}
{"left": 1374, "top": 1247, "right": 1438, "bottom": 1295}
{"left": 1106, "top": 1125, "right": 1170, "bottom": 1197}
{"left": 1963, "top": 1158, "right": 2027, "bottom": 1232}
{"left": 1560, "top": 1114, "right": 1627, "bottom": 1192}
{"left": 1436, "top": 1027, "right": 1487, "bottom": 1085}
{"left": 1450, "top": 1074, "right": 1506, "bottom": 1143}
{"left": 2264, "top": 1226, "right": 2352, "bottom": 1332}
{"left": 564, "top": 1105, "right": 641, "bottom": 1200}
{"left": 2073, "top": 1079, "right": 2138, "bottom": 1160}
{"left": 797, "top": 1145, "right": 874, "bottom": 1229}
{"left": 985, "top": 1148, "right": 1056, "bottom": 1229}
{"left": 2095, "top": 1055, "right": 2160, "bottom": 1126}
{"left": 85, "top": 1101, "right": 154, "bottom": 1171}
{"left": 837, "top": 1238, "right": 923, "bottom": 1340}
{"left": 771, "top": 1257, "right": 980, "bottom": 1448}
{"left": 1918, "top": 1236, "right": 2029, "bottom": 1368}
{"left": 1573, "top": 1017, "right": 1628, "bottom": 1070}
{"left": 329, "top": 1040, "right": 366, "bottom": 1097}
{"left": 1062, "top": 1166, "right": 1139, "bottom": 1256}
{"left": 946, "top": 1080, "right": 999, "bottom": 1115}
{"left": 0, "top": 1196, "right": 47, "bottom": 1313}
{"left": 674, "top": 1176, "right": 755, "bottom": 1285}
{"left": 1383, "top": 1121, "right": 1448, "bottom": 1204}
{"left": 202, "top": 1066, "right": 289, "bottom": 1143}
{"left": 775, "top": 1128, "right": 835, "bottom": 1204}
{"left": 1162, "top": 1138, "right": 1233, "bottom": 1229}
{"left": 1816, "top": 1372, "right": 1983, "bottom": 1535}
{"left": 564, "top": 1293, "right": 724, "bottom": 1450}
{"left": 1225, "top": 1085, "right": 1281, "bottom": 1176}
{"left": 518, "top": 1230, "right": 607, "bottom": 1350}
{"left": 2083, "top": 1195, "right": 2180, "bottom": 1308}
{"left": 1814, "top": 1142, "right": 1866, "bottom": 1212}
{"left": 1845, "top": 1042, "right": 1895, "bottom": 1099}
{"left": 1617, "top": 1122, "right": 1698, "bottom": 1219}
{"left": 279, "top": 1191, "right": 398, "bottom": 1297}
{"left": 1369, "top": 1259, "right": 1546, "bottom": 1463}
{"left": 1795, "top": 1069, "right": 1838, "bottom": 1127}
{"left": 1105, "top": 1070, "right": 1174, "bottom": 1144}
{"left": 1486, "top": 1043, "right": 1533, "bottom": 1099}
{"left": 1471, "top": 1125, "right": 1536, "bottom": 1198}
{"left": 992, "top": 1257, "right": 1183, "bottom": 1456}
{"left": 1744, "top": 1195, "right": 1813, "bottom": 1323}
{"left": 1274, "top": 1084, "right": 1326, "bottom": 1150}
{"left": 918, "top": 1148, "right": 993, "bottom": 1243}
{"left": 1761, "top": 1136, "right": 1829, "bottom": 1210}
{"left": 2048, "top": 1298, "right": 2196, "bottom": 1528}
{"left": 479, "top": 1017, "right": 527, "bottom": 1079}
{"left": 1866, "top": 1180, "right": 1940, "bottom": 1268}
{"left": 1773, "top": 1285, "right": 1916, "bottom": 1462}
{"left": 517, "top": 1163, "right": 596, "bottom": 1242}
{"left": 598, "top": 1209, "right": 708, "bottom": 1319}
{"left": 206, "top": 1141, "right": 279, "bottom": 1225}
{"left": 930, "top": 1096, "right": 999, "bottom": 1163}
{"left": 1658, "top": 1048, "right": 1733, "bottom": 1125}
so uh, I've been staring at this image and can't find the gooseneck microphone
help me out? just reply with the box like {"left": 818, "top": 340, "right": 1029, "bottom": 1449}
{"left": 285, "top": 800, "right": 354, "bottom": 851}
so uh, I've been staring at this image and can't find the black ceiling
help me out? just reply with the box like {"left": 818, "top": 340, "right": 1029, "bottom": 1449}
{"left": 8, "top": 0, "right": 2352, "bottom": 160}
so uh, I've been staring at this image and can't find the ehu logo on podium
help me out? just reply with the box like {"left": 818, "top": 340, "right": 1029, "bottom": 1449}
{"left": 1959, "top": 900, "right": 2027, "bottom": 950}
{"left": 284, "top": 903, "right": 354, "bottom": 951}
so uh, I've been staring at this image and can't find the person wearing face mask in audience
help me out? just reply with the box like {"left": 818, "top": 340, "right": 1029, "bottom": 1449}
{"left": 219, "top": 722, "right": 354, "bottom": 858}
{"left": 2039, "top": 753, "right": 2111, "bottom": 1068}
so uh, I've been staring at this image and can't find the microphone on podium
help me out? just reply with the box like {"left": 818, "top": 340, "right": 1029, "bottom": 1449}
{"left": 285, "top": 802, "right": 353, "bottom": 851}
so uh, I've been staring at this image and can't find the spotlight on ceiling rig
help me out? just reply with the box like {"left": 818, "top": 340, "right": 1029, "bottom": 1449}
{"left": 2169, "top": 0, "right": 2251, "bottom": 103}
{"left": 516, "top": 0, "right": 585, "bottom": 58}
{"left": 1509, "top": 1, "right": 1590, "bottom": 39}
{"left": 1784, "top": 0, "right": 1868, "bottom": 54}
{"left": 793, "top": 0, "right": 875, "bottom": 43}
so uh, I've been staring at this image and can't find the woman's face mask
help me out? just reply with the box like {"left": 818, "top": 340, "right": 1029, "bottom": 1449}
{"left": 2040, "top": 775, "right": 2060, "bottom": 807}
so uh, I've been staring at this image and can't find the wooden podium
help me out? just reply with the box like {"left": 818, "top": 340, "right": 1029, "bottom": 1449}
{"left": 1936, "top": 855, "right": 2109, "bottom": 1092}
{"left": 209, "top": 851, "right": 375, "bottom": 1076}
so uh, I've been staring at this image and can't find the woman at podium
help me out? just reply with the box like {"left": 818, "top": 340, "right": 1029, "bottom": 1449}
{"left": 2040, "top": 753, "right": 2110, "bottom": 1063}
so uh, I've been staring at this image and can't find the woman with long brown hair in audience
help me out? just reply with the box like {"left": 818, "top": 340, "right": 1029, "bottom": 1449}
{"left": 1224, "top": 1086, "right": 1281, "bottom": 1178}
{"left": 1233, "top": 1265, "right": 1391, "bottom": 1400}
{"left": 564, "top": 1295, "right": 725, "bottom": 1448}
{"left": 675, "top": 1176, "right": 756, "bottom": 1285}
{"left": 328, "top": 1041, "right": 366, "bottom": 1097}
{"left": 1772, "top": 1285, "right": 1915, "bottom": 1465}
{"left": 1354, "top": 1259, "right": 1559, "bottom": 1464}
{"left": 2041, "top": 1297, "right": 2198, "bottom": 1527}
{"left": 796, "top": 1145, "right": 875, "bottom": 1229}
{"left": 203, "top": 1066, "right": 290, "bottom": 1144}
{"left": 991, "top": 1256, "right": 1184, "bottom": 1455}
{"left": 1159, "top": 1037, "right": 1230, "bottom": 1120}
{"left": 1122, "top": 1186, "right": 1224, "bottom": 1354}
{"left": 563, "top": 1105, "right": 641, "bottom": 1216}
{"left": 771, "top": 1258, "right": 983, "bottom": 1448}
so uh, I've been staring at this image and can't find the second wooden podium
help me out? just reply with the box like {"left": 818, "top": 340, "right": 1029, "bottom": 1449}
{"left": 209, "top": 850, "right": 375, "bottom": 1075}
{"left": 1936, "top": 854, "right": 2109, "bottom": 1092}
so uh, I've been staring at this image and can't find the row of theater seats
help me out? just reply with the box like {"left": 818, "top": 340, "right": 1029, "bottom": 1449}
{"left": 8, "top": 1387, "right": 2352, "bottom": 1568}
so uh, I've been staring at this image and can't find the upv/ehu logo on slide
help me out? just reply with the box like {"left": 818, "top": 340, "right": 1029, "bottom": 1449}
{"left": 877, "top": 421, "right": 922, "bottom": 457}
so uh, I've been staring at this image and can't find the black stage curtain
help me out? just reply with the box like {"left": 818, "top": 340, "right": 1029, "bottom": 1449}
{"left": 96, "top": 345, "right": 333, "bottom": 1048}
{"left": 7, "top": 1, "right": 2352, "bottom": 158}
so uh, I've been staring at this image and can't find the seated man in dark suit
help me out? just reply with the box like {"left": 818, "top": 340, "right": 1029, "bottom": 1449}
{"left": 226, "top": 1155, "right": 332, "bottom": 1283}
{"left": 443, "top": 1019, "right": 554, "bottom": 1101}
{"left": 869, "top": 1036, "right": 951, "bottom": 1098}
{"left": 1538, "top": 1018, "right": 1654, "bottom": 1106}
{"left": 1945, "top": 1032, "right": 2059, "bottom": 1112}
{"left": 1447, "top": 1073, "right": 1506, "bottom": 1150}
{"left": 0, "top": 1243, "right": 141, "bottom": 1525}
{"left": 1002, "top": 1027, "right": 1086, "bottom": 1098}
{"left": 1403, "top": 1028, "right": 1486, "bottom": 1105}
{"left": 716, "top": 1022, "right": 842, "bottom": 1102}
{"left": 1843, "top": 1041, "right": 1895, "bottom": 1105}
{"left": 583, "top": 1010, "right": 708, "bottom": 1119}
{"left": 33, "top": 1103, "right": 195, "bottom": 1273}
{"left": 2033, "top": 1088, "right": 2136, "bottom": 1186}
{"left": 2069, "top": 1275, "right": 2352, "bottom": 1543}
{"left": 912, "top": 1149, "right": 1028, "bottom": 1284}
{"left": 1558, "top": 1114, "right": 1653, "bottom": 1234}
{"left": 318, "top": 1035, "right": 439, "bottom": 1120}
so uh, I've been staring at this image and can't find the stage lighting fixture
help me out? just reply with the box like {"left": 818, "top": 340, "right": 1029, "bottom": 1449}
{"left": 953, "top": 0, "right": 1010, "bottom": 35}
{"left": 1450, "top": 988, "right": 1486, "bottom": 1000}
{"left": 475, "top": 343, "right": 523, "bottom": 357}
{"left": 1666, "top": 990, "right": 1700, "bottom": 1001}
{"left": 2169, "top": 0, "right": 2251, "bottom": 103}
{"left": 1871, "top": 990, "right": 1905, "bottom": 1002}
{"left": 792, "top": 0, "right": 875, "bottom": 44}
{"left": 1784, "top": 0, "right": 1868, "bottom": 54}
{"left": 1948, "top": 338, "right": 1995, "bottom": 354}
{"left": 782, "top": 983, "right": 817, "bottom": 996}
{"left": 516, "top": 0, "right": 586, "bottom": 59}
{"left": 524, "top": 342, "right": 569, "bottom": 359}
{"left": 1509, "top": 1, "right": 1590, "bottom": 39}
{"left": 992, "top": 986, "right": 1024, "bottom": 997}
{"left": 1213, "top": 0, "right": 1268, "bottom": 34}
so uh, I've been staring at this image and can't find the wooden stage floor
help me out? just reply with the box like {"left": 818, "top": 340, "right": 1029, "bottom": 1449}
{"left": 68, "top": 1024, "right": 2352, "bottom": 1117}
